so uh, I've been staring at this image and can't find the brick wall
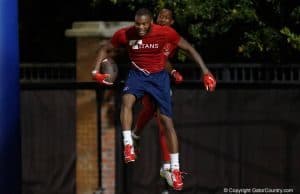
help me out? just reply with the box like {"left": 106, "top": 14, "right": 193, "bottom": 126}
{"left": 101, "top": 97, "right": 116, "bottom": 194}
{"left": 76, "top": 37, "right": 115, "bottom": 194}
{"left": 65, "top": 22, "right": 132, "bottom": 194}
{"left": 76, "top": 90, "right": 99, "bottom": 194}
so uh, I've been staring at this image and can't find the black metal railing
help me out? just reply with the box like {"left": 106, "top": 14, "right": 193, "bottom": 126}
{"left": 209, "top": 64, "right": 300, "bottom": 83}
{"left": 20, "top": 63, "right": 76, "bottom": 82}
{"left": 20, "top": 63, "right": 300, "bottom": 84}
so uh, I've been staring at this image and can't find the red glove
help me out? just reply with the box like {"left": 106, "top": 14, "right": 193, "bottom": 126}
{"left": 92, "top": 70, "right": 113, "bottom": 85}
{"left": 171, "top": 69, "right": 183, "bottom": 84}
{"left": 202, "top": 73, "right": 216, "bottom": 91}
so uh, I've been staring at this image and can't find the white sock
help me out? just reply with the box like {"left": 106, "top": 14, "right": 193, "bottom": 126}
{"left": 122, "top": 130, "right": 133, "bottom": 145}
{"left": 170, "top": 153, "right": 180, "bottom": 170}
{"left": 163, "top": 163, "right": 171, "bottom": 171}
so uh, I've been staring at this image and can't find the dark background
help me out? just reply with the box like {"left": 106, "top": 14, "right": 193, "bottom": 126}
{"left": 19, "top": 0, "right": 300, "bottom": 64}
{"left": 21, "top": 88, "right": 300, "bottom": 194}
{"left": 19, "top": 0, "right": 133, "bottom": 62}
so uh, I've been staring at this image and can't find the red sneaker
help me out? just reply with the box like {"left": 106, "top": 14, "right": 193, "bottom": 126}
{"left": 124, "top": 144, "right": 136, "bottom": 163}
{"left": 171, "top": 169, "right": 183, "bottom": 190}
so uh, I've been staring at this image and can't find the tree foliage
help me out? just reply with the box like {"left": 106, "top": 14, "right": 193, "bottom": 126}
{"left": 92, "top": 0, "right": 300, "bottom": 63}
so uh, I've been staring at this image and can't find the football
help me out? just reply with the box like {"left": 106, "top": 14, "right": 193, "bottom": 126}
{"left": 100, "top": 58, "right": 118, "bottom": 83}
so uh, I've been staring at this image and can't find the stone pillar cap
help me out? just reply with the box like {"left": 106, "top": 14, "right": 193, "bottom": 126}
{"left": 65, "top": 21, "right": 133, "bottom": 38}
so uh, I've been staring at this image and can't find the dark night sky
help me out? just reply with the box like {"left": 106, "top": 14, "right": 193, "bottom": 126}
{"left": 19, "top": 0, "right": 133, "bottom": 62}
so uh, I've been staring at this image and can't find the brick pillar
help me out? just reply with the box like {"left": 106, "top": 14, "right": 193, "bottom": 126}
{"left": 101, "top": 95, "right": 116, "bottom": 194}
{"left": 65, "top": 21, "right": 132, "bottom": 194}
{"left": 76, "top": 36, "right": 100, "bottom": 194}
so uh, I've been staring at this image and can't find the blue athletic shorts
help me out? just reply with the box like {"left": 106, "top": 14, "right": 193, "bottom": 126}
{"left": 123, "top": 69, "right": 172, "bottom": 117}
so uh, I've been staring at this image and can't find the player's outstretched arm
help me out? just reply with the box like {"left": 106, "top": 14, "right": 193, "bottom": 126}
{"left": 91, "top": 42, "right": 115, "bottom": 85}
{"left": 177, "top": 37, "right": 216, "bottom": 91}
{"left": 93, "top": 41, "right": 114, "bottom": 72}
{"left": 177, "top": 37, "right": 208, "bottom": 74}
{"left": 165, "top": 61, "right": 183, "bottom": 84}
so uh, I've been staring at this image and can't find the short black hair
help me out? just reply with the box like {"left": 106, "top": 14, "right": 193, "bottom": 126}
{"left": 135, "top": 8, "right": 153, "bottom": 19}
{"left": 159, "top": 8, "right": 174, "bottom": 19}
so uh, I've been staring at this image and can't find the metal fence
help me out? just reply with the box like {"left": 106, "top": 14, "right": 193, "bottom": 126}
{"left": 20, "top": 63, "right": 300, "bottom": 84}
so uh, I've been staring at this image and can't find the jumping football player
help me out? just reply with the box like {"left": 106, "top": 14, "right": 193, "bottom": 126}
{"left": 92, "top": 8, "right": 216, "bottom": 190}
{"left": 131, "top": 8, "right": 216, "bottom": 188}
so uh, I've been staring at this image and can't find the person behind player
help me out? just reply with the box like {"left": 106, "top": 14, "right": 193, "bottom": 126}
{"left": 131, "top": 8, "right": 216, "bottom": 188}
{"left": 92, "top": 8, "right": 216, "bottom": 191}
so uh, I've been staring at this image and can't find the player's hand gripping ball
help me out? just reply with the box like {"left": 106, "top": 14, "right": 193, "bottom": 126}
{"left": 92, "top": 58, "right": 118, "bottom": 85}
{"left": 202, "top": 73, "right": 216, "bottom": 91}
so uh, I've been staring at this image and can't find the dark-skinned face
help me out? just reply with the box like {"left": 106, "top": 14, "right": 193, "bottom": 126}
{"left": 134, "top": 15, "right": 152, "bottom": 37}
{"left": 156, "top": 9, "right": 174, "bottom": 26}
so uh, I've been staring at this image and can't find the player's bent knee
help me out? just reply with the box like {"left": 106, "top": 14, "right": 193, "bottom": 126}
{"left": 159, "top": 114, "right": 172, "bottom": 126}
{"left": 160, "top": 113, "right": 172, "bottom": 121}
